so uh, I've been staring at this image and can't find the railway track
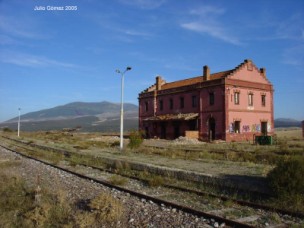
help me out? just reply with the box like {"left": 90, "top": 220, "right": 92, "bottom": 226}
{"left": 0, "top": 142, "right": 252, "bottom": 228}
{"left": 1, "top": 136, "right": 303, "bottom": 227}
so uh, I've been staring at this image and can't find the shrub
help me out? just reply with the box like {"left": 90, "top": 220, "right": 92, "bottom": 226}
{"left": 108, "top": 175, "right": 128, "bottom": 186}
{"left": 112, "top": 160, "right": 123, "bottom": 172}
{"left": 0, "top": 165, "right": 124, "bottom": 227}
{"left": 2, "top": 127, "right": 13, "bottom": 133}
{"left": 89, "top": 193, "right": 124, "bottom": 223}
{"left": 147, "top": 175, "right": 164, "bottom": 187}
{"left": 277, "top": 137, "right": 289, "bottom": 152}
{"left": 267, "top": 157, "right": 304, "bottom": 197}
{"left": 0, "top": 174, "right": 34, "bottom": 227}
{"left": 110, "top": 141, "right": 120, "bottom": 147}
{"left": 128, "top": 130, "right": 144, "bottom": 149}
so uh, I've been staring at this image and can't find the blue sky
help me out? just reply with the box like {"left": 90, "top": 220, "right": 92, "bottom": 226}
{"left": 0, "top": 0, "right": 303, "bottom": 122}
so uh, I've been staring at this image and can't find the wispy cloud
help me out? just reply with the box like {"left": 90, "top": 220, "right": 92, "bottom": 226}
{"left": 181, "top": 21, "right": 241, "bottom": 45}
{"left": 282, "top": 45, "right": 304, "bottom": 68}
{"left": 110, "top": 26, "right": 154, "bottom": 41}
{"left": 244, "top": 12, "right": 304, "bottom": 42}
{"left": 118, "top": 0, "right": 166, "bottom": 9}
{"left": 120, "top": 29, "right": 152, "bottom": 37}
{"left": 189, "top": 6, "right": 225, "bottom": 15}
{"left": 0, "top": 15, "right": 42, "bottom": 39}
{"left": 90, "top": 13, "right": 154, "bottom": 43}
{"left": 0, "top": 34, "right": 18, "bottom": 45}
{"left": 275, "top": 14, "right": 304, "bottom": 41}
{"left": 0, "top": 51, "right": 77, "bottom": 68}
{"left": 180, "top": 5, "right": 242, "bottom": 45}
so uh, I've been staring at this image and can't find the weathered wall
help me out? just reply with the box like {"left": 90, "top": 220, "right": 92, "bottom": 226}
{"left": 139, "top": 60, "right": 274, "bottom": 142}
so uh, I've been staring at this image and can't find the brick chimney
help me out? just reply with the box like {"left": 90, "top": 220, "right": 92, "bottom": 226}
{"left": 260, "top": 68, "right": 266, "bottom": 78}
{"left": 203, "top": 65, "right": 210, "bottom": 81}
{"left": 156, "top": 76, "right": 163, "bottom": 90}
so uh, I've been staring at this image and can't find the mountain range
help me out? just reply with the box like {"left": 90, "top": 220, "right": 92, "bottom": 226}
{"left": 274, "top": 118, "right": 302, "bottom": 128}
{"left": 1, "top": 101, "right": 138, "bottom": 132}
{"left": 0, "top": 101, "right": 302, "bottom": 132}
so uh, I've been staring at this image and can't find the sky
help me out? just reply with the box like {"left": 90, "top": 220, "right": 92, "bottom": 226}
{"left": 0, "top": 0, "right": 303, "bottom": 122}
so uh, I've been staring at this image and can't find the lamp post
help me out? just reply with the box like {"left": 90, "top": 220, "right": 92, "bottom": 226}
{"left": 18, "top": 108, "right": 21, "bottom": 137}
{"left": 116, "top": 66, "right": 132, "bottom": 150}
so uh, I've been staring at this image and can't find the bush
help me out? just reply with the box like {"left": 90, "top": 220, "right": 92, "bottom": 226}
{"left": 0, "top": 173, "right": 124, "bottom": 227}
{"left": 108, "top": 175, "right": 128, "bottom": 186}
{"left": 110, "top": 141, "right": 120, "bottom": 147}
{"left": 128, "top": 130, "right": 144, "bottom": 149}
{"left": 2, "top": 127, "right": 13, "bottom": 133}
{"left": 147, "top": 175, "right": 164, "bottom": 187}
{"left": 89, "top": 193, "right": 124, "bottom": 223}
{"left": 268, "top": 157, "right": 304, "bottom": 197}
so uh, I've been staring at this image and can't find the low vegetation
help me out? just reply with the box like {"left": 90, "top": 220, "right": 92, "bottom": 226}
{"left": 2, "top": 127, "right": 13, "bottom": 133}
{"left": 89, "top": 192, "right": 124, "bottom": 223}
{"left": 108, "top": 175, "right": 128, "bottom": 186}
{"left": 1, "top": 128, "right": 303, "bottom": 214}
{"left": 5, "top": 129, "right": 303, "bottom": 166}
{"left": 267, "top": 157, "right": 304, "bottom": 212}
{"left": 0, "top": 160, "right": 124, "bottom": 227}
{"left": 128, "top": 130, "right": 144, "bottom": 149}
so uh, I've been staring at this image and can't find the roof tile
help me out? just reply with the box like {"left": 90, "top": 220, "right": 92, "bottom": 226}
{"left": 161, "top": 70, "right": 232, "bottom": 90}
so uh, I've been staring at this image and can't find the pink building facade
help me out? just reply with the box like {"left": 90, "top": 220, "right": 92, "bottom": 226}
{"left": 138, "top": 59, "right": 274, "bottom": 142}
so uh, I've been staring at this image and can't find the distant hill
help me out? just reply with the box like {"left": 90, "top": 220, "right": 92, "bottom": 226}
{"left": 274, "top": 118, "right": 302, "bottom": 128}
{"left": 0, "top": 101, "right": 138, "bottom": 132}
{"left": 6, "top": 101, "right": 138, "bottom": 122}
{"left": 1, "top": 103, "right": 302, "bottom": 132}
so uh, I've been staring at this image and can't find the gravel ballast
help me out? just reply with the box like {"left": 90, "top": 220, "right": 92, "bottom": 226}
{"left": 0, "top": 146, "right": 216, "bottom": 228}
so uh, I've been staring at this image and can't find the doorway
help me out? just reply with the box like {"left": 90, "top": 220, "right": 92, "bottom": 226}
{"left": 188, "top": 119, "right": 198, "bottom": 130}
{"left": 208, "top": 118, "right": 216, "bottom": 141}
{"left": 160, "top": 123, "right": 166, "bottom": 139}
{"left": 261, "top": 122, "right": 268, "bottom": 135}
{"left": 173, "top": 121, "right": 180, "bottom": 139}
{"left": 145, "top": 127, "right": 149, "bottom": 139}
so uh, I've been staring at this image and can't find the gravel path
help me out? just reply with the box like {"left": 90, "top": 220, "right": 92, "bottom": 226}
{"left": 0, "top": 146, "right": 217, "bottom": 228}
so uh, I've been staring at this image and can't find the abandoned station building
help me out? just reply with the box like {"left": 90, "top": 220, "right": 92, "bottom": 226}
{"left": 138, "top": 59, "right": 274, "bottom": 142}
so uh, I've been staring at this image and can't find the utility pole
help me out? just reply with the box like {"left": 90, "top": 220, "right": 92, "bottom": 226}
{"left": 115, "top": 66, "right": 132, "bottom": 150}
{"left": 18, "top": 108, "right": 21, "bottom": 137}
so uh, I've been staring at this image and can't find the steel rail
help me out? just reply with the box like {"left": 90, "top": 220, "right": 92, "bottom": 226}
{"left": 1, "top": 136, "right": 271, "bottom": 197}
{"left": 2, "top": 136, "right": 304, "bottom": 219}
{"left": 0, "top": 143, "right": 254, "bottom": 228}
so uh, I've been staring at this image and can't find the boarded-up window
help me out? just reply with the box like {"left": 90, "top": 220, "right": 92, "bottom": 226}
{"left": 192, "top": 95, "right": 197, "bottom": 107}
{"left": 145, "top": 101, "right": 148, "bottom": 112}
{"left": 209, "top": 92, "right": 214, "bottom": 105}
{"left": 169, "top": 98, "right": 173, "bottom": 110}
{"left": 180, "top": 97, "right": 184, "bottom": 109}
{"left": 261, "top": 95, "right": 266, "bottom": 107}
{"left": 234, "top": 92, "right": 240, "bottom": 105}
{"left": 248, "top": 93, "right": 254, "bottom": 106}
{"left": 159, "top": 100, "right": 163, "bottom": 111}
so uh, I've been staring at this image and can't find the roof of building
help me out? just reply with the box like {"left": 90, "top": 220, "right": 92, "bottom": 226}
{"left": 161, "top": 70, "right": 233, "bottom": 90}
{"left": 140, "top": 59, "right": 269, "bottom": 94}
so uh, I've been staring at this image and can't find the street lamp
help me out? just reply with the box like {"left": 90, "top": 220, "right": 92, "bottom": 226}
{"left": 18, "top": 108, "right": 21, "bottom": 137}
{"left": 116, "top": 66, "right": 132, "bottom": 150}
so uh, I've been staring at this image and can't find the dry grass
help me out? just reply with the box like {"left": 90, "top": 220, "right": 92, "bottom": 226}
{"left": 108, "top": 175, "right": 128, "bottom": 186}
{"left": 0, "top": 176, "right": 124, "bottom": 228}
{"left": 5, "top": 128, "right": 303, "bottom": 165}
{"left": 89, "top": 192, "right": 124, "bottom": 223}
{"left": 1, "top": 128, "right": 303, "bottom": 214}
{"left": 0, "top": 157, "right": 125, "bottom": 227}
{"left": 135, "top": 170, "right": 165, "bottom": 187}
